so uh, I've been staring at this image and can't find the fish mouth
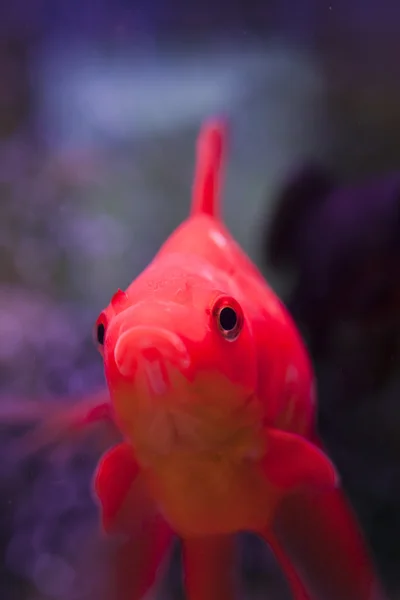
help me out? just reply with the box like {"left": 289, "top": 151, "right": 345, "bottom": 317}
{"left": 114, "top": 325, "right": 191, "bottom": 396}
{"left": 112, "top": 325, "right": 196, "bottom": 457}
{"left": 112, "top": 326, "right": 263, "bottom": 462}
{"left": 142, "top": 358, "right": 170, "bottom": 396}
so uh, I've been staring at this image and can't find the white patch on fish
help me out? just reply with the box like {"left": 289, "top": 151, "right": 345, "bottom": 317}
{"left": 144, "top": 360, "right": 169, "bottom": 396}
{"left": 209, "top": 230, "right": 227, "bottom": 248}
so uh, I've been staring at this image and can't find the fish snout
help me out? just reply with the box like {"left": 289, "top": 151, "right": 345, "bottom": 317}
{"left": 113, "top": 326, "right": 190, "bottom": 394}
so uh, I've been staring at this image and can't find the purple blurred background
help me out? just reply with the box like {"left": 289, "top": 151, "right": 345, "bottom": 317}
{"left": 0, "top": 1, "right": 400, "bottom": 599}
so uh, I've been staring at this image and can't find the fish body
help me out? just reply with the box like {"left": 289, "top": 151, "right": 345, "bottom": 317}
{"left": 103, "top": 242, "right": 314, "bottom": 538}
{"left": 88, "top": 121, "right": 385, "bottom": 600}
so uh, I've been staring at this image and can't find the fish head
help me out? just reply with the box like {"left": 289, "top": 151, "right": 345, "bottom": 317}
{"left": 94, "top": 264, "right": 263, "bottom": 466}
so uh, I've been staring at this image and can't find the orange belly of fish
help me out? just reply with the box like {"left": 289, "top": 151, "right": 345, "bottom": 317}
{"left": 146, "top": 454, "right": 278, "bottom": 537}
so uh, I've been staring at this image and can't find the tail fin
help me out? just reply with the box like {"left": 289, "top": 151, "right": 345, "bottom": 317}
{"left": 191, "top": 118, "right": 227, "bottom": 219}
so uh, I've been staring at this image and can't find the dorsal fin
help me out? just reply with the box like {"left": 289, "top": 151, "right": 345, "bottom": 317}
{"left": 190, "top": 118, "right": 226, "bottom": 219}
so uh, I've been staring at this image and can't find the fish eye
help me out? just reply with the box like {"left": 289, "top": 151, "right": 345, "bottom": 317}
{"left": 94, "top": 312, "right": 108, "bottom": 354}
{"left": 212, "top": 296, "right": 243, "bottom": 341}
{"left": 96, "top": 323, "right": 105, "bottom": 346}
{"left": 219, "top": 306, "right": 238, "bottom": 332}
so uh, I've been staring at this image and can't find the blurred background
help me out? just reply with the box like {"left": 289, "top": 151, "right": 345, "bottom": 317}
{"left": 0, "top": 1, "right": 400, "bottom": 599}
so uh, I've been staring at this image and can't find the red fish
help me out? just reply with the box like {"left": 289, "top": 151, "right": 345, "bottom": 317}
{"left": 21, "top": 120, "right": 386, "bottom": 599}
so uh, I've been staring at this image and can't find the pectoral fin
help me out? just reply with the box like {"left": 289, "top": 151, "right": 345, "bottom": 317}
{"left": 14, "top": 393, "right": 118, "bottom": 459}
{"left": 93, "top": 442, "right": 140, "bottom": 533}
{"left": 94, "top": 443, "right": 174, "bottom": 600}
{"left": 262, "top": 428, "right": 339, "bottom": 493}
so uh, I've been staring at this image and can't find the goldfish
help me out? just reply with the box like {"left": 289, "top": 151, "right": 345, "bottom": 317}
{"left": 16, "top": 120, "right": 386, "bottom": 600}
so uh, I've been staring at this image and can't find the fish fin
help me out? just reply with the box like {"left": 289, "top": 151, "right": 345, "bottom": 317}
{"left": 272, "top": 487, "right": 387, "bottom": 600}
{"left": 258, "top": 529, "right": 311, "bottom": 600}
{"left": 182, "top": 534, "right": 236, "bottom": 600}
{"left": 262, "top": 427, "right": 339, "bottom": 493}
{"left": 12, "top": 393, "right": 117, "bottom": 459}
{"left": 93, "top": 442, "right": 140, "bottom": 532}
{"left": 94, "top": 443, "right": 174, "bottom": 599}
{"left": 191, "top": 118, "right": 226, "bottom": 219}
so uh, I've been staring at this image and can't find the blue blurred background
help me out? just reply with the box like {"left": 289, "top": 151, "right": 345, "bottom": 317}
{"left": 0, "top": 1, "right": 400, "bottom": 598}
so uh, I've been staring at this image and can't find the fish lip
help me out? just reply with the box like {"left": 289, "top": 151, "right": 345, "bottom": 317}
{"left": 143, "top": 355, "right": 171, "bottom": 397}
{"left": 114, "top": 325, "right": 191, "bottom": 379}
